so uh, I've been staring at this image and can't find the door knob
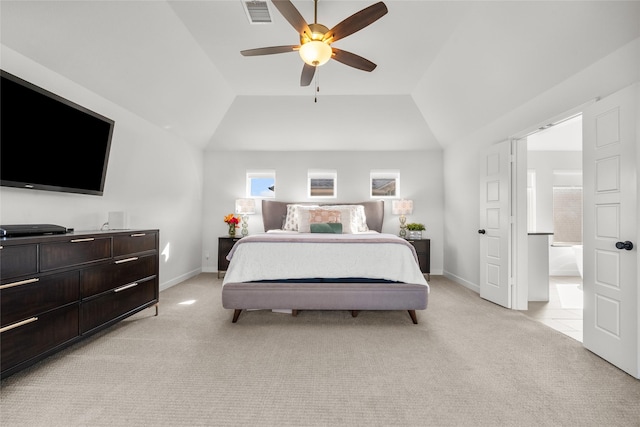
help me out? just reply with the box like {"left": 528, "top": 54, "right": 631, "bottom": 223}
{"left": 615, "top": 241, "right": 634, "bottom": 251}
{"left": 478, "top": 229, "right": 486, "bottom": 234}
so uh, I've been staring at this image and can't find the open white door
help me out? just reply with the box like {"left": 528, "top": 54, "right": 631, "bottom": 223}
{"left": 583, "top": 83, "right": 638, "bottom": 379}
{"left": 479, "top": 140, "right": 511, "bottom": 308}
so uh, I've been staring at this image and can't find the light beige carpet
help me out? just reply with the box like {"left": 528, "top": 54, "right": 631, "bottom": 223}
{"left": 1, "top": 274, "right": 639, "bottom": 426}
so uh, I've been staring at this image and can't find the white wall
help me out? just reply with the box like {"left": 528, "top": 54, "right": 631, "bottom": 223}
{"left": 0, "top": 46, "right": 204, "bottom": 290}
{"left": 443, "top": 37, "right": 640, "bottom": 292}
{"left": 528, "top": 151, "right": 582, "bottom": 233}
{"left": 202, "top": 150, "right": 444, "bottom": 275}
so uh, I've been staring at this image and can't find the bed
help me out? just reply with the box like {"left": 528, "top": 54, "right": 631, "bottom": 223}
{"left": 221, "top": 200, "right": 429, "bottom": 324}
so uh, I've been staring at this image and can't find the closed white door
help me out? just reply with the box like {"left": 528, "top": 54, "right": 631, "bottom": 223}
{"left": 479, "top": 140, "right": 511, "bottom": 308}
{"left": 582, "top": 83, "right": 638, "bottom": 378}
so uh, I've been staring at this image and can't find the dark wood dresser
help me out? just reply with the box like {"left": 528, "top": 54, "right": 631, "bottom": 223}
{"left": 0, "top": 229, "right": 159, "bottom": 378}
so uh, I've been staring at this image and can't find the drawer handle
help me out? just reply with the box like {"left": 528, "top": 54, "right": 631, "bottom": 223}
{"left": 70, "top": 238, "right": 95, "bottom": 243}
{"left": 0, "top": 317, "right": 38, "bottom": 333}
{"left": 130, "top": 233, "right": 146, "bottom": 237}
{"left": 115, "top": 257, "right": 139, "bottom": 264}
{"left": 0, "top": 277, "right": 39, "bottom": 290}
{"left": 114, "top": 282, "right": 138, "bottom": 293}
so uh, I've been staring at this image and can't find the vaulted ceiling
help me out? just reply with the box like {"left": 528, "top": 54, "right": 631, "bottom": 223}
{"left": 1, "top": 1, "right": 639, "bottom": 151}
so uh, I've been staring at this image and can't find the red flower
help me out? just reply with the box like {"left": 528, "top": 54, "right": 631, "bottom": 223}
{"left": 224, "top": 214, "right": 240, "bottom": 226}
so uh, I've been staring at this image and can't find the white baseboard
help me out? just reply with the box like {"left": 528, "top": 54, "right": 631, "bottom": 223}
{"left": 443, "top": 270, "right": 480, "bottom": 293}
{"left": 549, "top": 269, "right": 581, "bottom": 276}
{"left": 160, "top": 268, "right": 202, "bottom": 291}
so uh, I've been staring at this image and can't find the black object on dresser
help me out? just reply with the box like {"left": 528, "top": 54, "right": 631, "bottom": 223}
{"left": 407, "top": 238, "right": 431, "bottom": 280}
{"left": 218, "top": 236, "right": 240, "bottom": 278}
{"left": 0, "top": 224, "right": 68, "bottom": 237}
{"left": 0, "top": 229, "right": 159, "bottom": 378}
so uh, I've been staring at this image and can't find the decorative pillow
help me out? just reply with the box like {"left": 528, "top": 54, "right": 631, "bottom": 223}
{"left": 309, "top": 209, "right": 341, "bottom": 224}
{"left": 298, "top": 209, "right": 341, "bottom": 233}
{"left": 310, "top": 223, "right": 343, "bottom": 234}
{"left": 293, "top": 205, "right": 367, "bottom": 233}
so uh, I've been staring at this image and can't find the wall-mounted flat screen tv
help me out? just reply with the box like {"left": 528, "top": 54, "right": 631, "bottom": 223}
{"left": 0, "top": 70, "right": 114, "bottom": 196}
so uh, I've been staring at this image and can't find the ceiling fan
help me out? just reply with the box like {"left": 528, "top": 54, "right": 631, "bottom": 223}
{"left": 241, "top": 0, "right": 388, "bottom": 86}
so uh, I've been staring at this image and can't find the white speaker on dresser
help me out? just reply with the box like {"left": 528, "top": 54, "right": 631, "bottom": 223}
{"left": 108, "top": 211, "right": 127, "bottom": 230}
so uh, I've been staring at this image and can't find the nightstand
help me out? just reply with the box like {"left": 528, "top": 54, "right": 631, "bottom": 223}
{"left": 218, "top": 236, "right": 241, "bottom": 278}
{"left": 407, "top": 238, "right": 430, "bottom": 280}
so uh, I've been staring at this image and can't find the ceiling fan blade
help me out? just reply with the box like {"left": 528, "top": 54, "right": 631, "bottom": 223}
{"left": 300, "top": 63, "right": 316, "bottom": 86}
{"left": 241, "top": 45, "right": 299, "bottom": 56}
{"left": 323, "top": 2, "right": 388, "bottom": 43}
{"left": 272, "top": 0, "right": 311, "bottom": 36}
{"left": 331, "top": 48, "right": 376, "bottom": 72}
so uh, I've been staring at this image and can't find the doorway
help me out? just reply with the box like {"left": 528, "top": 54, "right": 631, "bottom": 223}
{"left": 523, "top": 114, "right": 584, "bottom": 342}
{"left": 507, "top": 84, "right": 638, "bottom": 378}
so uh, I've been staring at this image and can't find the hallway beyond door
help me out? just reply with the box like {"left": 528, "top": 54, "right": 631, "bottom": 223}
{"left": 523, "top": 276, "right": 583, "bottom": 342}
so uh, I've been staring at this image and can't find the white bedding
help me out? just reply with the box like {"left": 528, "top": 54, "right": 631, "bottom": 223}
{"left": 222, "top": 232, "right": 429, "bottom": 287}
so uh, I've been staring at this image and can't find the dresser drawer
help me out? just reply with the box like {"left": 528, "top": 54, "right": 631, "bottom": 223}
{"left": 81, "top": 254, "right": 157, "bottom": 298}
{"left": 0, "top": 304, "right": 79, "bottom": 373}
{"left": 81, "top": 277, "right": 157, "bottom": 333}
{"left": 113, "top": 232, "right": 157, "bottom": 256}
{"left": 1, "top": 271, "right": 80, "bottom": 326}
{"left": 40, "top": 237, "right": 112, "bottom": 271}
{"left": 0, "top": 244, "right": 38, "bottom": 281}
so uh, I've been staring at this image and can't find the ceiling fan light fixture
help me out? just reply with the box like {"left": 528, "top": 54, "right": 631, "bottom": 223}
{"left": 299, "top": 41, "right": 332, "bottom": 66}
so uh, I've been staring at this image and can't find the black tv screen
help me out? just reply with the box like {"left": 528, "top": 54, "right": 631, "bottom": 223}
{"left": 0, "top": 70, "right": 114, "bottom": 196}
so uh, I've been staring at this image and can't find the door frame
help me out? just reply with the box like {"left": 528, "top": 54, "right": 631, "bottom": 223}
{"left": 512, "top": 138, "right": 528, "bottom": 310}
{"left": 510, "top": 101, "right": 594, "bottom": 311}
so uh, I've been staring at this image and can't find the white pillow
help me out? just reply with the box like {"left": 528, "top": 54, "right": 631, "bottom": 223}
{"left": 323, "top": 205, "right": 369, "bottom": 233}
{"left": 351, "top": 205, "right": 369, "bottom": 232}
{"left": 297, "top": 206, "right": 321, "bottom": 233}
{"left": 283, "top": 204, "right": 318, "bottom": 231}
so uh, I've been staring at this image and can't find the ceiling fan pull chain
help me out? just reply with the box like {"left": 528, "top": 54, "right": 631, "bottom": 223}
{"left": 314, "top": 67, "right": 320, "bottom": 103}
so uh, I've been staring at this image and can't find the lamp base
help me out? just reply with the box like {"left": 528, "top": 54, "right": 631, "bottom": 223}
{"left": 241, "top": 215, "right": 249, "bottom": 237}
{"left": 398, "top": 215, "right": 407, "bottom": 238}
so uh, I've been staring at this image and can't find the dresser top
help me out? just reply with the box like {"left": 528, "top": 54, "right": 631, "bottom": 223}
{"left": 0, "top": 229, "right": 159, "bottom": 246}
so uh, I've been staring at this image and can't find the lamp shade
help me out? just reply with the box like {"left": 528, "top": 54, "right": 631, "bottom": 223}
{"left": 299, "top": 41, "right": 332, "bottom": 67}
{"left": 235, "top": 198, "right": 256, "bottom": 215}
{"left": 392, "top": 199, "right": 413, "bottom": 215}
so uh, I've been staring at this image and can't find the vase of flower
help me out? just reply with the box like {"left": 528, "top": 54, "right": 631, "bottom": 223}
{"left": 224, "top": 214, "right": 240, "bottom": 237}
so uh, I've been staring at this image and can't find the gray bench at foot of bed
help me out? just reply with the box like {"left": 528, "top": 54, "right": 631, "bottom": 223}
{"left": 221, "top": 281, "right": 429, "bottom": 324}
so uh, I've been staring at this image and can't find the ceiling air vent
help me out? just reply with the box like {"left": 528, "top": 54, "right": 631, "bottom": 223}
{"left": 243, "top": 1, "right": 272, "bottom": 24}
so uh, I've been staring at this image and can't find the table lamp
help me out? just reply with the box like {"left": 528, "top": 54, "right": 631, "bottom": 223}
{"left": 392, "top": 199, "right": 413, "bottom": 238}
{"left": 235, "top": 198, "right": 256, "bottom": 237}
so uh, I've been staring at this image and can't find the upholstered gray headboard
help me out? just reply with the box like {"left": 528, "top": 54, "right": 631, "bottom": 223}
{"left": 261, "top": 200, "right": 385, "bottom": 233}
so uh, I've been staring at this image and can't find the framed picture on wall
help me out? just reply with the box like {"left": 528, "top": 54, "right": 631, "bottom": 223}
{"left": 370, "top": 170, "right": 400, "bottom": 198}
{"left": 246, "top": 170, "right": 276, "bottom": 198}
{"left": 308, "top": 169, "right": 337, "bottom": 198}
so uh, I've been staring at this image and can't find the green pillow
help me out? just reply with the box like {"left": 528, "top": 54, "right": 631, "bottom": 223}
{"left": 309, "top": 223, "right": 343, "bottom": 234}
